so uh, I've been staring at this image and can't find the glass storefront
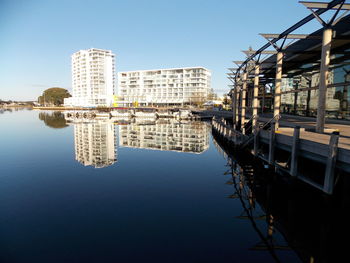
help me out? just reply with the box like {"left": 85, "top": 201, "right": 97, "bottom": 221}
{"left": 278, "top": 47, "right": 350, "bottom": 120}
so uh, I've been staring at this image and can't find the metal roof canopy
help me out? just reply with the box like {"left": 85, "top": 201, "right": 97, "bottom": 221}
{"left": 299, "top": 1, "right": 350, "bottom": 9}
{"left": 233, "top": 0, "right": 348, "bottom": 82}
{"left": 259, "top": 13, "right": 350, "bottom": 80}
{"left": 242, "top": 50, "right": 277, "bottom": 56}
{"left": 260, "top": 33, "right": 318, "bottom": 39}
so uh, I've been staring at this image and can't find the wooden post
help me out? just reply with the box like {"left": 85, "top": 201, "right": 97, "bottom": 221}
{"left": 290, "top": 126, "right": 300, "bottom": 177}
{"left": 253, "top": 127, "right": 260, "bottom": 157}
{"left": 268, "top": 121, "right": 276, "bottom": 165}
{"left": 261, "top": 86, "right": 265, "bottom": 114}
{"left": 323, "top": 131, "right": 339, "bottom": 194}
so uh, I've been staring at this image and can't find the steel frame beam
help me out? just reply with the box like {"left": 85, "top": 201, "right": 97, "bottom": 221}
{"left": 299, "top": 1, "right": 350, "bottom": 10}
{"left": 233, "top": 0, "right": 345, "bottom": 82}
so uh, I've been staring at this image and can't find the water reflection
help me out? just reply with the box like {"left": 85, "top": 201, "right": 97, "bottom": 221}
{"left": 119, "top": 120, "right": 210, "bottom": 153}
{"left": 214, "top": 139, "right": 291, "bottom": 262}
{"left": 0, "top": 107, "right": 32, "bottom": 114}
{"left": 212, "top": 132, "right": 350, "bottom": 263}
{"left": 62, "top": 113, "right": 210, "bottom": 167}
{"left": 73, "top": 119, "right": 117, "bottom": 168}
{"left": 39, "top": 112, "right": 68, "bottom": 129}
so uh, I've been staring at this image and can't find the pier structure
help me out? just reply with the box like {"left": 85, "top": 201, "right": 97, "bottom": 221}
{"left": 222, "top": 0, "right": 350, "bottom": 194}
{"left": 229, "top": 0, "right": 350, "bottom": 133}
{"left": 212, "top": 117, "right": 350, "bottom": 194}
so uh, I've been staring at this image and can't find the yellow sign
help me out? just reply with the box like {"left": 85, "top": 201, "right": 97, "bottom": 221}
{"left": 113, "top": 95, "right": 118, "bottom": 107}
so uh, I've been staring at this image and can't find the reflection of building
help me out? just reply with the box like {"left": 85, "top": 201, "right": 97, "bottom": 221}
{"left": 309, "top": 71, "right": 339, "bottom": 111}
{"left": 118, "top": 67, "right": 211, "bottom": 106}
{"left": 64, "top": 48, "right": 116, "bottom": 107}
{"left": 74, "top": 120, "right": 117, "bottom": 168}
{"left": 119, "top": 121, "right": 209, "bottom": 153}
{"left": 281, "top": 78, "right": 294, "bottom": 106}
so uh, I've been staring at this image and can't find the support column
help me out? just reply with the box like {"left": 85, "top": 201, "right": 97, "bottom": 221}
{"left": 232, "top": 86, "right": 237, "bottom": 126}
{"left": 274, "top": 52, "right": 283, "bottom": 130}
{"left": 252, "top": 64, "right": 260, "bottom": 130}
{"left": 240, "top": 71, "right": 248, "bottom": 133}
{"left": 236, "top": 86, "right": 240, "bottom": 128}
{"left": 316, "top": 27, "right": 332, "bottom": 133}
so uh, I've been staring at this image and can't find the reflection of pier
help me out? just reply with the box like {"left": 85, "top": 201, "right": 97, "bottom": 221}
{"left": 119, "top": 120, "right": 210, "bottom": 153}
{"left": 213, "top": 132, "right": 350, "bottom": 263}
{"left": 63, "top": 108, "right": 199, "bottom": 121}
{"left": 213, "top": 139, "right": 291, "bottom": 262}
{"left": 73, "top": 119, "right": 117, "bottom": 168}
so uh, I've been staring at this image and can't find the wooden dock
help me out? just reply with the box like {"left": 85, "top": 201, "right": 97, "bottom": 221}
{"left": 212, "top": 117, "right": 350, "bottom": 195}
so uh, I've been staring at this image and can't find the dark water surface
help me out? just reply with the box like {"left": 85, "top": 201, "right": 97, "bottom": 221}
{"left": 0, "top": 109, "right": 303, "bottom": 263}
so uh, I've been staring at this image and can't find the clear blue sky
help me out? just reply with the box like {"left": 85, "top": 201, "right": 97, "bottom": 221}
{"left": 0, "top": 0, "right": 323, "bottom": 101}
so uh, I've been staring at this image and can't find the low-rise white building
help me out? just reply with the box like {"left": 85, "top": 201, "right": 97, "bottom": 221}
{"left": 117, "top": 67, "right": 211, "bottom": 106}
{"left": 64, "top": 48, "right": 116, "bottom": 107}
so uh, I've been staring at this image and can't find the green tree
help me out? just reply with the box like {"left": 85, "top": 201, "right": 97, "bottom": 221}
{"left": 38, "top": 87, "right": 71, "bottom": 106}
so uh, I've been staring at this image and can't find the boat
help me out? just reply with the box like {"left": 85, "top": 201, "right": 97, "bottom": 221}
{"left": 95, "top": 112, "right": 111, "bottom": 118}
{"left": 174, "top": 109, "right": 193, "bottom": 120}
{"left": 134, "top": 111, "right": 157, "bottom": 118}
{"left": 110, "top": 110, "right": 132, "bottom": 118}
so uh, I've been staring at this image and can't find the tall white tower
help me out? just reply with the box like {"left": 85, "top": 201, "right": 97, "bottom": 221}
{"left": 64, "top": 48, "right": 116, "bottom": 107}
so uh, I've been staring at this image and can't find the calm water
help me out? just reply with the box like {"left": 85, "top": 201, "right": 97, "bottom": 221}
{"left": 0, "top": 109, "right": 307, "bottom": 262}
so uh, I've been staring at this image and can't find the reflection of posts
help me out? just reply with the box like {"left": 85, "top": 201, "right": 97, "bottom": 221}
{"left": 74, "top": 121, "right": 117, "bottom": 168}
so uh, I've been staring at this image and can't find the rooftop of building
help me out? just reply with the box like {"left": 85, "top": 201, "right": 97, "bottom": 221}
{"left": 72, "top": 48, "right": 114, "bottom": 57}
{"left": 118, "top": 66, "right": 211, "bottom": 74}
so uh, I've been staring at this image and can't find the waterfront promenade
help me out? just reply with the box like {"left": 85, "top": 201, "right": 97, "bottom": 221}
{"left": 196, "top": 110, "right": 350, "bottom": 139}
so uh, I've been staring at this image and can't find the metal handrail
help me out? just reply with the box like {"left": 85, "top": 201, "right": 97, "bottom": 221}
{"left": 258, "top": 114, "right": 281, "bottom": 131}
{"left": 239, "top": 114, "right": 281, "bottom": 149}
{"left": 243, "top": 114, "right": 256, "bottom": 129}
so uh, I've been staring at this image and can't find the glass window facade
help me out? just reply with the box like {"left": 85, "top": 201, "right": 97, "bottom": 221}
{"left": 279, "top": 47, "right": 350, "bottom": 120}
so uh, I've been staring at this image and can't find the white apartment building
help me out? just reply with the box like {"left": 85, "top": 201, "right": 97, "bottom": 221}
{"left": 73, "top": 120, "right": 117, "bottom": 168}
{"left": 117, "top": 67, "right": 211, "bottom": 106}
{"left": 64, "top": 48, "right": 116, "bottom": 107}
{"left": 119, "top": 121, "right": 210, "bottom": 153}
